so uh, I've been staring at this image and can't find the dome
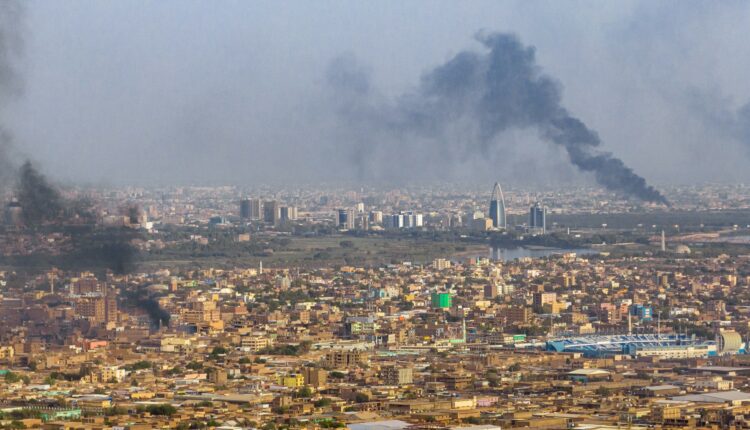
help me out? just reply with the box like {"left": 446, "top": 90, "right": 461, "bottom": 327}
{"left": 674, "top": 244, "right": 691, "bottom": 254}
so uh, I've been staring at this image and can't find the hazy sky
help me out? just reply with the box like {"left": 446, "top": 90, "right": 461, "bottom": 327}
{"left": 5, "top": 1, "right": 750, "bottom": 187}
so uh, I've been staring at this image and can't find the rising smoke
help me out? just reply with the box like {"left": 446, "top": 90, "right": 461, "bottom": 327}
{"left": 734, "top": 102, "right": 750, "bottom": 149}
{"left": 0, "top": 1, "right": 23, "bottom": 191}
{"left": 17, "top": 160, "right": 63, "bottom": 224}
{"left": 328, "top": 32, "right": 668, "bottom": 204}
{"left": 0, "top": 2, "right": 154, "bottom": 325}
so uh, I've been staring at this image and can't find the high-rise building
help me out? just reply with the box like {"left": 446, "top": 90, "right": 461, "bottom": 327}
{"left": 386, "top": 213, "right": 404, "bottom": 229}
{"left": 489, "top": 182, "right": 506, "bottom": 229}
{"left": 241, "top": 199, "right": 262, "bottom": 220}
{"left": 529, "top": 201, "right": 546, "bottom": 233}
{"left": 3, "top": 201, "right": 23, "bottom": 227}
{"left": 369, "top": 211, "right": 383, "bottom": 224}
{"left": 280, "top": 206, "right": 298, "bottom": 222}
{"left": 263, "top": 200, "right": 280, "bottom": 225}
{"left": 105, "top": 294, "right": 118, "bottom": 323}
{"left": 337, "top": 209, "right": 355, "bottom": 229}
{"left": 250, "top": 199, "right": 262, "bottom": 220}
{"left": 240, "top": 199, "right": 251, "bottom": 219}
{"left": 484, "top": 284, "right": 498, "bottom": 299}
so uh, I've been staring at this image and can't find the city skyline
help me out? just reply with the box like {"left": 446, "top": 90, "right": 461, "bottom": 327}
{"left": 2, "top": 3, "right": 750, "bottom": 429}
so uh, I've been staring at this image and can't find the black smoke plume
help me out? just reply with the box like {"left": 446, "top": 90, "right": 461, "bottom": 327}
{"left": 140, "top": 296, "right": 170, "bottom": 327}
{"left": 0, "top": 1, "right": 24, "bottom": 191}
{"left": 68, "top": 228, "right": 139, "bottom": 275}
{"left": 728, "top": 101, "right": 750, "bottom": 150}
{"left": 0, "top": 1, "right": 139, "bottom": 275}
{"left": 123, "top": 285, "right": 170, "bottom": 328}
{"left": 101, "top": 241, "right": 137, "bottom": 275}
{"left": 128, "top": 204, "right": 141, "bottom": 225}
{"left": 17, "top": 160, "right": 63, "bottom": 225}
{"left": 9, "top": 161, "right": 139, "bottom": 274}
{"left": 328, "top": 32, "right": 667, "bottom": 204}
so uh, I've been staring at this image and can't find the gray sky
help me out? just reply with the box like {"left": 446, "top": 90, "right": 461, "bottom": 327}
{"left": 5, "top": 0, "right": 750, "bottom": 186}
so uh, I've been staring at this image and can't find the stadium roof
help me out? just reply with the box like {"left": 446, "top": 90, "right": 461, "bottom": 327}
{"left": 348, "top": 420, "right": 411, "bottom": 430}
{"left": 547, "top": 334, "right": 709, "bottom": 357}
{"left": 671, "top": 391, "right": 750, "bottom": 403}
{"left": 568, "top": 368, "right": 610, "bottom": 376}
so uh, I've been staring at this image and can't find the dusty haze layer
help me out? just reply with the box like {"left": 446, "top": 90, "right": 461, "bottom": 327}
{"left": 2, "top": 1, "right": 750, "bottom": 188}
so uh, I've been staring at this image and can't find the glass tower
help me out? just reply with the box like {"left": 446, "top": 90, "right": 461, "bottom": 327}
{"left": 489, "top": 182, "right": 506, "bottom": 229}
{"left": 529, "top": 201, "right": 546, "bottom": 233}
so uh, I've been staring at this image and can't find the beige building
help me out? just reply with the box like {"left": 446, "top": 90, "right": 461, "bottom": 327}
{"left": 381, "top": 365, "right": 413, "bottom": 386}
{"left": 323, "top": 350, "right": 368, "bottom": 368}
{"left": 302, "top": 367, "right": 328, "bottom": 388}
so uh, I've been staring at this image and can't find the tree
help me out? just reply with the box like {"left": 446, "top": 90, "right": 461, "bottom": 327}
{"left": 355, "top": 393, "right": 370, "bottom": 403}
{"left": 296, "top": 386, "right": 313, "bottom": 398}
{"left": 104, "top": 407, "right": 128, "bottom": 416}
{"left": 4, "top": 372, "right": 21, "bottom": 384}
{"left": 210, "top": 346, "right": 228, "bottom": 358}
{"left": 142, "top": 404, "right": 177, "bottom": 416}
{"left": 314, "top": 398, "right": 332, "bottom": 408}
{"left": 299, "top": 340, "right": 313, "bottom": 354}
{"left": 186, "top": 361, "right": 204, "bottom": 370}
{"left": 126, "top": 360, "right": 153, "bottom": 371}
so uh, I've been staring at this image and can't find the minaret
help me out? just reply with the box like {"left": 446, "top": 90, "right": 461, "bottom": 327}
{"left": 489, "top": 182, "right": 506, "bottom": 229}
{"left": 259, "top": 261, "right": 263, "bottom": 275}
{"left": 628, "top": 312, "right": 632, "bottom": 335}
{"left": 549, "top": 315, "right": 554, "bottom": 337}
{"left": 661, "top": 230, "right": 666, "bottom": 252}
{"left": 657, "top": 312, "right": 661, "bottom": 336}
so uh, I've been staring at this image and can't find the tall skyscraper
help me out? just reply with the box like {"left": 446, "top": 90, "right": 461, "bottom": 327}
{"left": 280, "top": 206, "right": 298, "bottom": 222}
{"left": 240, "top": 199, "right": 251, "bottom": 219}
{"left": 240, "top": 199, "right": 262, "bottom": 220}
{"left": 337, "top": 209, "right": 355, "bottom": 229}
{"left": 249, "top": 199, "right": 262, "bottom": 220}
{"left": 529, "top": 201, "right": 546, "bottom": 233}
{"left": 489, "top": 182, "right": 506, "bottom": 229}
{"left": 263, "top": 200, "right": 280, "bottom": 225}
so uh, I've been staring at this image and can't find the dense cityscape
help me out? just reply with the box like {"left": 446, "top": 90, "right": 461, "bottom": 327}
{"left": 2, "top": 181, "right": 750, "bottom": 429}
{"left": 4, "top": 1, "right": 750, "bottom": 429}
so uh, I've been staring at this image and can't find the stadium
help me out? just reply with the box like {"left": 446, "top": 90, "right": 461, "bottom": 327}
{"left": 546, "top": 334, "right": 720, "bottom": 358}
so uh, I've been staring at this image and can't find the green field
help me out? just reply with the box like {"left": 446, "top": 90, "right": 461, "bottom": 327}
{"left": 139, "top": 235, "right": 486, "bottom": 271}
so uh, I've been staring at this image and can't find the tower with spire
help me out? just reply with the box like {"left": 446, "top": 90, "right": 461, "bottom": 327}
{"left": 489, "top": 182, "right": 506, "bottom": 229}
